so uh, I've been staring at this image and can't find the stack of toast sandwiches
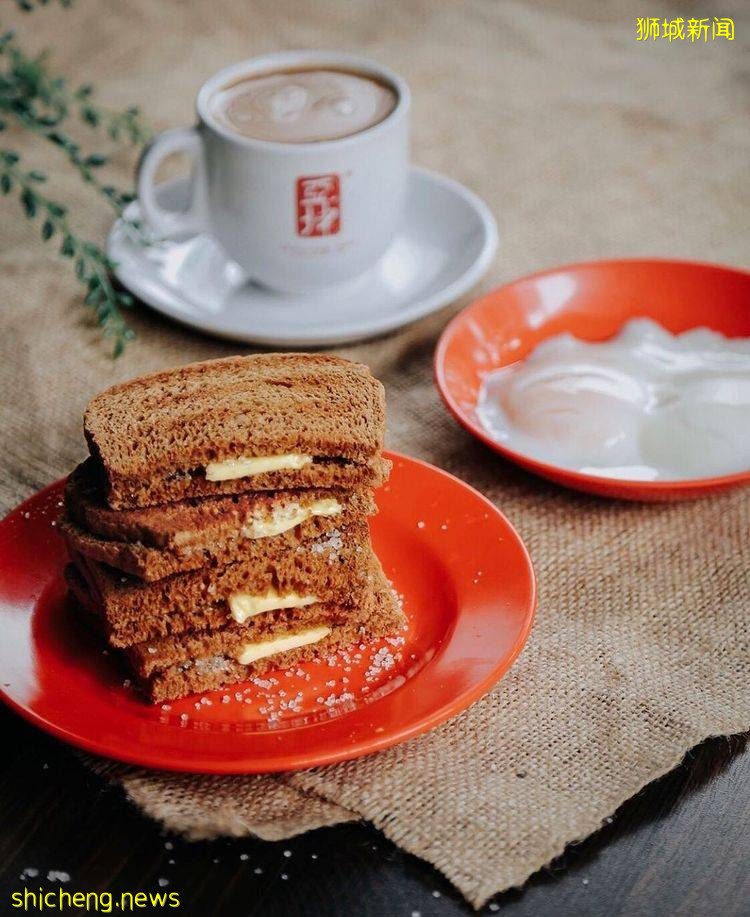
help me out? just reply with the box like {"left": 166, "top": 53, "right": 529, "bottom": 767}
{"left": 61, "top": 353, "right": 405, "bottom": 703}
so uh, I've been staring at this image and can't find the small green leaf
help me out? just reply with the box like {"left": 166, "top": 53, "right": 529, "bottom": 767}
{"left": 21, "top": 187, "right": 36, "bottom": 217}
{"left": 1, "top": 174, "right": 11, "bottom": 194}
{"left": 60, "top": 234, "right": 75, "bottom": 256}
{"left": 41, "top": 219, "right": 54, "bottom": 240}
{"left": 74, "top": 258, "right": 86, "bottom": 280}
{"left": 47, "top": 201, "right": 66, "bottom": 217}
{"left": 85, "top": 153, "right": 107, "bottom": 167}
{"left": 28, "top": 169, "right": 46, "bottom": 182}
{"left": 2, "top": 150, "right": 19, "bottom": 164}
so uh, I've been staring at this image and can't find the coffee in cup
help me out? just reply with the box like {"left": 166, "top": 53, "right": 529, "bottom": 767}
{"left": 210, "top": 68, "right": 398, "bottom": 144}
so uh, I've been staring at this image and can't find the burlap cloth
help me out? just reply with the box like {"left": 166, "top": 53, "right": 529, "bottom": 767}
{"left": 1, "top": 0, "right": 748, "bottom": 908}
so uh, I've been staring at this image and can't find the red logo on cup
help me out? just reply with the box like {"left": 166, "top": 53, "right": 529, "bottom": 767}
{"left": 296, "top": 174, "right": 341, "bottom": 237}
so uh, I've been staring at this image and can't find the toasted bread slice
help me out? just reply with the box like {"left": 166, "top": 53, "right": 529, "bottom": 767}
{"left": 60, "top": 511, "right": 365, "bottom": 583}
{"left": 68, "top": 523, "right": 372, "bottom": 647}
{"left": 66, "top": 459, "right": 377, "bottom": 548}
{"left": 83, "top": 353, "right": 387, "bottom": 509}
{"left": 62, "top": 460, "right": 377, "bottom": 580}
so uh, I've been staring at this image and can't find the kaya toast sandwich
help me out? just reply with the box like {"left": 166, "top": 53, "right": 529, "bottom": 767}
{"left": 83, "top": 353, "right": 390, "bottom": 509}
{"left": 63, "top": 352, "right": 403, "bottom": 702}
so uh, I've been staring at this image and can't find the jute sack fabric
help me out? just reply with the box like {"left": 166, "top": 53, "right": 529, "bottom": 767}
{"left": 1, "top": 0, "right": 748, "bottom": 907}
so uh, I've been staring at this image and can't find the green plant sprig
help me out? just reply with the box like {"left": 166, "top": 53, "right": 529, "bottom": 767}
{"left": 0, "top": 21, "right": 154, "bottom": 354}
{"left": 1, "top": 148, "right": 135, "bottom": 355}
{"left": 73, "top": 83, "right": 151, "bottom": 146}
{"left": 18, "top": 114, "right": 139, "bottom": 216}
{"left": 16, "top": 1, "right": 73, "bottom": 10}
{"left": 0, "top": 32, "right": 151, "bottom": 144}
{"left": 0, "top": 31, "right": 149, "bottom": 219}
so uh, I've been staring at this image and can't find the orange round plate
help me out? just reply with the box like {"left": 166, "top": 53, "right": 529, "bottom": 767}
{"left": 435, "top": 259, "right": 750, "bottom": 501}
{"left": 0, "top": 452, "right": 535, "bottom": 773}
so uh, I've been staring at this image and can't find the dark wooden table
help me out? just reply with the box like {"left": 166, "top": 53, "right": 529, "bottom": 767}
{"left": 1, "top": 710, "right": 747, "bottom": 917}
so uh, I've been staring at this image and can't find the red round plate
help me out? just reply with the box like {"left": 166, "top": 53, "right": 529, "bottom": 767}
{"left": 435, "top": 259, "right": 750, "bottom": 501}
{"left": 0, "top": 452, "right": 535, "bottom": 773}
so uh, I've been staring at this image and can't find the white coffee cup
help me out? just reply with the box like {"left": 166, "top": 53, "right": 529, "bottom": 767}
{"left": 137, "top": 50, "right": 410, "bottom": 293}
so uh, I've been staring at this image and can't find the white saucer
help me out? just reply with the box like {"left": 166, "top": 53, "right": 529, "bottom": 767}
{"left": 107, "top": 167, "right": 498, "bottom": 347}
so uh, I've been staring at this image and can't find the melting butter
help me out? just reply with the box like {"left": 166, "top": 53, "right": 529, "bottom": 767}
{"left": 244, "top": 497, "right": 341, "bottom": 540}
{"left": 235, "top": 626, "right": 331, "bottom": 665}
{"left": 229, "top": 589, "right": 320, "bottom": 624}
{"left": 205, "top": 453, "right": 312, "bottom": 481}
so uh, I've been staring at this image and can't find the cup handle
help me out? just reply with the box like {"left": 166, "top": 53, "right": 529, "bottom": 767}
{"left": 136, "top": 126, "right": 208, "bottom": 238}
